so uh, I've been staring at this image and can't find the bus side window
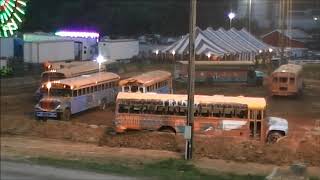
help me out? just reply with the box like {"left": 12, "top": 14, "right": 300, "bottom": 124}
{"left": 94, "top": 86, "right": 97, "bottom": 92}
{"left": 86, "top": 87, "right": 90, "bottom": 94}
{"left": 91, "top": 87, "right": 94, "bottom": 93}
{"left": 147, "top": 86, "right": 150, "bottom": 92}
{"left": 139, "top": 87, "right": 144, "bottom": 93}
{"left": 290, "top": 77, "right": 295, "bottom": 84}
{"left": 98, "top": 84, "right": 102, "bottom": 91}
{"left": 212, "top": 105, "right": 223, "bottom": 117}
{"left": 72, "top": 90, "right": 77, "bottom": 97}
{"left": 201, "top": 107, "right": 210, "bottom": 117}
{"left": 257, "top": 111, "right": 262, "bottom": 120}
{"left": 78, "top": 89, "right": 82, "bottom": 96}
{"left": 224, "top": 105, "right": 234, "bottom": 118}
{"left": 82, "top": 88, "right": 86, "bottom": 95}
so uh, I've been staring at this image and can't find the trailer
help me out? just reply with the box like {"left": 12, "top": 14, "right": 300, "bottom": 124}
{"left": 23, "top": 33, "right": 98, "bottom": 61}
{"left": 98, "top": 39, "right": 139, "bottom": 61}
{"left": 23, "top": 40, "right": 75, "bottom": 63}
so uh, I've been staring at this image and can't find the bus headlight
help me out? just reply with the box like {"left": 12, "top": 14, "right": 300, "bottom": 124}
{"left": 55, "top": 105, "right": 61, "bottom": 110}
{"left": 34, "top": 104, "right": 41, "bottom": 110}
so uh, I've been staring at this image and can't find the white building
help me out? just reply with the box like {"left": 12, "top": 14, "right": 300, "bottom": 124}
{"left": 23, "top": 33, "right": 98, "bottom": 61}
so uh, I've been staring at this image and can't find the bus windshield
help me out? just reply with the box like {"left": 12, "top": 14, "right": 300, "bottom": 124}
{"left": 41, "top": 72, "right": 66, "bottom": 83}
{"left": 42, "top": 88, "right": 71, "bottom": 97}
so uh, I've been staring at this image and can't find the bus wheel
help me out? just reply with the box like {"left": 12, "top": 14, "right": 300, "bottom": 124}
{"left": 100, "top": 99, "right": 107, "bottom": 110}
{"left": 267, "top": 131, "right": 283, "bottom": 144}
{"left": 62, "top": 109, "right": 71, "bottom": 121}
{"left": 159, "top": 126, "right": 176, "bottom": 134}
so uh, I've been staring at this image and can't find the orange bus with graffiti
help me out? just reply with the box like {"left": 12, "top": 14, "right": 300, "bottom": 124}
{"left": 114, "top": 92, "right": 288, "bottom": 143}
{"left": 270, "top": 64, "right": 303, "bottom": 96}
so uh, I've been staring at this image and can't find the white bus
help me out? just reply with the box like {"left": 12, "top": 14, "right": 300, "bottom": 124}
{"left": 35, "top": 72, "right": 120, "bottom": 121}
{"left": 35, "top": 61, "right": 108, "bottom": 101}
{"left": 119, "top": 70, "right": 173, "bottom": 93}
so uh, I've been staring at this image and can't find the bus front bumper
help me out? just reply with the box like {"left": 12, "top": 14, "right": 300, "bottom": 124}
{"left": 271, "top": 91, "right": 297, "bottom": 96}
{"left": 35, "top": 111, "right": 58, "bottom": 118}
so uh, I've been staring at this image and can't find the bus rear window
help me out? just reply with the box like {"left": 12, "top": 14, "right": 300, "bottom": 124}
{"left": 41, "top": 73, "right": 65, "bottom": 83}
{"left": 279, "top": 77, "right": 287, "bottom": 83}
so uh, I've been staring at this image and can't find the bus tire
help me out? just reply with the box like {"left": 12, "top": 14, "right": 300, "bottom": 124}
{"left": 267, "top": 131, "right": 284, "bottom": 144}
{"left": 158, "top": 126, "right": 176, "bottom": 134}
{"left": 62, "top": 109, "right": 71, "bottom": 121}
{"left": 100, "top": 99, "right": 107, "bottom": 110}
{"left": 35, "top": 115, "right": 41, "bottom": 121}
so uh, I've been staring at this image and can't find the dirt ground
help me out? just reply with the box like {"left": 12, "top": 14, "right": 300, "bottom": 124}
{"left": 1, "top": 136, "right": 320, "bottom": 177}
{"left": 1, "top": 63, "right": 320, "bottom": 168}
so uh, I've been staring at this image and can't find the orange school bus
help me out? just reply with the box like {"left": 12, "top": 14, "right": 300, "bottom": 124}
{"left": 270, "top": 64, "right": 303, "bottom": 96}
{"left": 114, "top": 92, "right": 289, "bottom": 143}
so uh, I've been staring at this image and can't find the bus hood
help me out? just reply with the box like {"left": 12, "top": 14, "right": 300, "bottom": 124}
{"left": 267, "top": 116, "right": 289, "bottom": 135}
{"left": 36, "top": 97, "right": 64, "bottom": 110}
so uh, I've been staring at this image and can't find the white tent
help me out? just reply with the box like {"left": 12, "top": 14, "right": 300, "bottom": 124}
{"left": 160, "top": 27, "right": 273, "bottom": 60}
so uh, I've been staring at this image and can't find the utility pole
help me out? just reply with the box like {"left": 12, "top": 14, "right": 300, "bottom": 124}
{"left": 280, "top": 0, "right": 286, "bottom": 65}
{"left": 248, "top": 0, "right": 252, "bottom": 33}
{"left": 185, "top": 0, "right": 196, "bottom": 160}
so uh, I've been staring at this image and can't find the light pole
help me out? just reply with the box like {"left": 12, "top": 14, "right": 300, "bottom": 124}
{"left": 228, "top": 12, "right": 236, "bottom": 29}
{"left": 207, "top": 53, "right": 211, "bottom": 60}
{"left": 172, "top": 50, "right": 176, "bottom": 62}
{"left": 46, "top": 82, "right": 52, "bottom": 98}
{"left": 248, "top": 0, "right": 252, "bottom": 33}
{"left": 96, "top": 55, "right": 106, "bottom": 72}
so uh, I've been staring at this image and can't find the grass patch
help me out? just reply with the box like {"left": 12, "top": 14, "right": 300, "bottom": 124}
{"left": 29, "top": 157, "right": 265, "bottom": 180}
{"left": 310, "top": 177, "right": 320, "bottom": 180}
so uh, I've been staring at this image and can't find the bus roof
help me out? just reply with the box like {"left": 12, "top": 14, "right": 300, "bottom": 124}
{"left": 117, "top": 92, "right": 266, "bottom": 110}
{"left": 273, "top": 64, "right": 302, "bottom": 74}
{"left": 119, "top": 70, "right": 171, "bottom": 86}
{"left": 41, "top": 61, "right": 111, "bottom": 78}
{"left": 52, "top": 72, "right": 120, "bottom": 89}
{"left": 178, "top": 61, "right": 255, "bottom": 66}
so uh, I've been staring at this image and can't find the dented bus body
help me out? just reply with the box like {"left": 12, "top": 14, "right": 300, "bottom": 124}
{"left": 114, "top": 92, "right": 288, "bottom": 143}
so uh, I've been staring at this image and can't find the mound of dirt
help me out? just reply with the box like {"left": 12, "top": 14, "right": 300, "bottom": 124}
{"left": 1, "top": 117, "right": 105, "bottom": 144}
{"left": 100, "top": 132, "right": 184, "bottom": 152}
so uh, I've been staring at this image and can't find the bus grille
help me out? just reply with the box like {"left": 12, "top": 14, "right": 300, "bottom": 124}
{"left": 40, "top": 101, "right": 60, "bottom": 110}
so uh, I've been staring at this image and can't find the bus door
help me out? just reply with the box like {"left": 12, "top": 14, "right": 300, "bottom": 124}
{"left": 249, "top": 109, "right": 263, "bottom": 141}
{"left": 74, "top": 42, "right": 82, "bottom": 60}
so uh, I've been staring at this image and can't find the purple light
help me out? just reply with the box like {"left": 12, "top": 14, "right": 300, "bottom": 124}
{"left": 55, "top": 31, "right": 100, "bottom": 39}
